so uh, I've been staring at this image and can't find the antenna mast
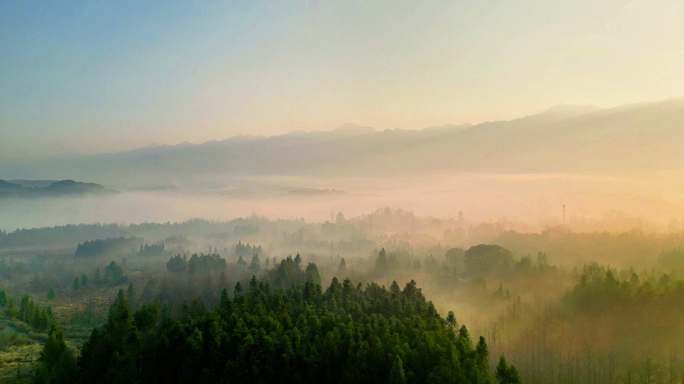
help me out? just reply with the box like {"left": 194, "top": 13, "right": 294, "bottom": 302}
{"left": 562, "top": 204, "right": 566, "bottom": 226}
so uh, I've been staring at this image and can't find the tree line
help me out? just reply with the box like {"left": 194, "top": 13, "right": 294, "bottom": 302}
{"left": 33, "top": 262, "right": 519, "bottom": 384}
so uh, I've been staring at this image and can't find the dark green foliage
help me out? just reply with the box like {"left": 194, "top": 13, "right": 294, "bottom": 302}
{"left": 237, "top": 255, "right": 247, "bottom": 267}
{"left": 658, "top": 247, "right": 684, "bottom": 269}
{"left": 0, "top": 223, "right": 125, "bottom": 248}
{"left": 248, "top": 253, "right": 261, "bottom": 273}
{"left": 495, "top": 356, "right": 521, "bottom": 384}
{"left": 464, "top": 245, "right": 514, "bottom": 277}
{"left": 475, "top": 337, "right": 491, "bottom": 383}
{"left": 75, "top": 237, "right": 142, "bottom": 257}
{"left": 139, "top": 243, "right": 165, "bottom": 257}
{"left": 376, "top": 247, "right": 388, "bottom": 270}
{"left": 389, "top": 355, "right": 407, "bottom": 384}
{"left": 166, "top": 254, "right": 187, "bottom": 273}
{"left": 446, "top": 311, "right": 457, "bottom": 329}
{"left": 187, "top": 253, "right": 227, "bottom": 274}
{"left": 47, "top": 288, "right": 55, "bottom": 300}
{"left": 0, "top": 291, "right": 54, "bottom": 330}
{"left": 73, "top": 278, "right": 80, "bottom": 290}
{"left": 338, "top": 257, "right": 347, "bottom": 276}
{"left": 127, "top": 283, "right": 135, "bottom": 305}
{"left": 305, "top": 262, "right": 321, "bottom": 287}
{"left": 445, "top": 247, "right": 465, "bottom": 270}
{"left": 133, "top": 303, "right": 159, "bottom": 333}
{"left": 104, "top": 261, "right": 128, "bottom": 285}
{"left": 268, "top": 253, "right": 320, "bottom": 289}
{"left": 77, "top": 290, "right": 139, "bottom": 384}
{"left": 5, "top": 298, "right": 17, "bottom": 317}
{"left": 561, "top": 264, "right": 684, "bottom": 335}
{"left": 375, "top": 248, "right": 402, "bottom": 274}
{"left": 81, "top": 274, "right": 88, "bottom": 287}
{"left": 72, "top": 274, "right": 511, "bottom": 384}
{"left": 33, "top": 328, "right": 77, "bottom": 384}
{"left": 235, "top": 241, "right": 262, "bottom": 257}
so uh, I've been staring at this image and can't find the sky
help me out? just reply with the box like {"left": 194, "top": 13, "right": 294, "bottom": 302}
{"left": 1, "top": 0, "right": 683, "bottom": 159}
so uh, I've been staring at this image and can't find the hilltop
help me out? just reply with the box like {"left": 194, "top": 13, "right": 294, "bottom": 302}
{"left": 0, "top": 180, "right": 115, "bottom": 199}
{"left": 1, "top": 98, "right": 683, "bottom": 188}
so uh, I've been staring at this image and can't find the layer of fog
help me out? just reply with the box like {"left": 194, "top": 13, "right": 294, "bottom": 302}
{"left": 3, "top": 171, "right": 684, "bottom": 233}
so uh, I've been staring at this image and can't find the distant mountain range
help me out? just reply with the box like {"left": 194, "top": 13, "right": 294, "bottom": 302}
{"left": 0, "top": 180, "right": 115, "bottom": 199}
{"left": 1, "top": 97, "right": 683, "bottom": 188}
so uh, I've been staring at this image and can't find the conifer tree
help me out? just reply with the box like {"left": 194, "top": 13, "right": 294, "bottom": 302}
{"left": 33, "top": 328, "right": 77, "bottom": 384}
{"left": 338, "top": 257, "right": 347, "bottom": 276}
{"left": 495, "top": 356, "right": 521, "bottom": 384}
{"left": 389, "top": 355, "right": 407, "bottom": 384}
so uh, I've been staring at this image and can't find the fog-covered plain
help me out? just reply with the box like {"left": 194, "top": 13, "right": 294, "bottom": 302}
{"left": 4, "top": 100, "right": 684, "bottom": 383}
{"left": 3, "top": 170, "right": 684, "bottom": 233}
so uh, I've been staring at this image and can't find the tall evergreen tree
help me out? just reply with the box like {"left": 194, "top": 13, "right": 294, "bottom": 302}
{"left": 338, "top": 257, "right": 347, "bottom": 276}
{"left": 33, "top": 328, "right": 77, "bottom": 384}
{"left": 389, "top": 355, "right": 407, "bottom": 384}
{"left": 495, "top": 356, "right": 521, "bottom": 384}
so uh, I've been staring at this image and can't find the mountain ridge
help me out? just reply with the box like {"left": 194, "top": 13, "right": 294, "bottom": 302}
{"left": 1, "top": 97, "right": 683, "bottom": 187}
{"left": 0, "top": 180, "right": 116, "bottom": 199}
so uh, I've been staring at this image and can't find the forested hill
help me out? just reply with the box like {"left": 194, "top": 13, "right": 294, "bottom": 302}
{"left": 33, "top": 261, "right": 521, "bottom": 384}
{"left": 2, "top": 97, "right": 684, "bottom": 185}
{"left": 0, "top": 179, "right": 114, "bottom": 199}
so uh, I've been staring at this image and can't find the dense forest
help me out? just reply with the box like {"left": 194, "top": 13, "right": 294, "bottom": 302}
{"left": 75, "top": 237, "right": 143, "bottom": 258}
{"left": 3, "top": 212, "right": 684, "bottom": 383}
{"left": 31, "top": 258, "right": 518, "bottom": 384}
{"left": 5, "top": 1, "right": 684, "bottom": 382}
{"left": 0, "top": 180, "right": 113, "bottom": 200}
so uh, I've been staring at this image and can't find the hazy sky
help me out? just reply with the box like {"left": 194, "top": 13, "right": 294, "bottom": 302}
{"left": 1, "top": 0, "right": 683, "bottom": 159}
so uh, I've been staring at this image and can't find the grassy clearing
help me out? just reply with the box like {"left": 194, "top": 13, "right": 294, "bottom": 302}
{"left": 0, "top": 320, "right": 42, "bottom": 383}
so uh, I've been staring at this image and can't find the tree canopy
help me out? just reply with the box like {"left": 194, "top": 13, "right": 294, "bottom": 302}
{"left": 37, "top": 272, "right": 516, "bottom": 384}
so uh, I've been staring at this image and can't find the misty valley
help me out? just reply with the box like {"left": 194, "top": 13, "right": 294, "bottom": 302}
{"left": 3, "top": 101, "right": 684, "bottom": 384}
{"left": 3, "top": 1, "right": 684, "bottom": 382}
{"left": 1, "top": 208, "right": 684, "bottom": 383}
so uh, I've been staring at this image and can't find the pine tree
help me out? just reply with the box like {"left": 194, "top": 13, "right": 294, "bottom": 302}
{"left": 306, "top": 263, "right": 322, "bottom": 286}
{"left": 376, "top": 248, "right": 388, "bottom": 271}
{"left": 389, "top": 355, "right": 407, "bottom": 384}
{"left": 248, "top": 254, "right": 261, "bottom": 272}
{"left": 78, "top": 289, "right": 139, "bottom": 383}
{"left": 338, "top": 257, "right": 347, "bottom": 276}
{"left": 476, "top": 336, "right": 492, "bottom": 383}
{"left": 47, "top": 288, "right": 55, "bottom": 300}
{"left": 447, "top": 311, "right": 458, "bottom": 329}
{"left": 495, "top": 356, "right": 521, "bottom": 384}
{"left": 33, "top": 328, "right": 77, "bottom": 384}
{"left": 73, "top": 278, "right": 80, "bottom": 290}
{"left": 127, "top": 283, "right": 135, "bottom": 307}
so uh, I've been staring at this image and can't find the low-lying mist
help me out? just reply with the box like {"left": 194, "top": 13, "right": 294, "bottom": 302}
{"left": 3, "top": 171, "right": 684, "bottom": 233}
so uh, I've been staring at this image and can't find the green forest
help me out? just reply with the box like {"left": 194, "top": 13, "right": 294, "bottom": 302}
{"left": 30, "top": 257, "right": 518, "bottom": 384}
{"left": 3, "top": 212, "right": 684, "bottom": 383}
{"left": 4, "top": 1, "right": 684, "bottom": 382}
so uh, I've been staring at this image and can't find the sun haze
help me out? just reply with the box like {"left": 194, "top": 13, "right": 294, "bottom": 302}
{"left": 1, "top": 0, "right": 683, "bottom": 158}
